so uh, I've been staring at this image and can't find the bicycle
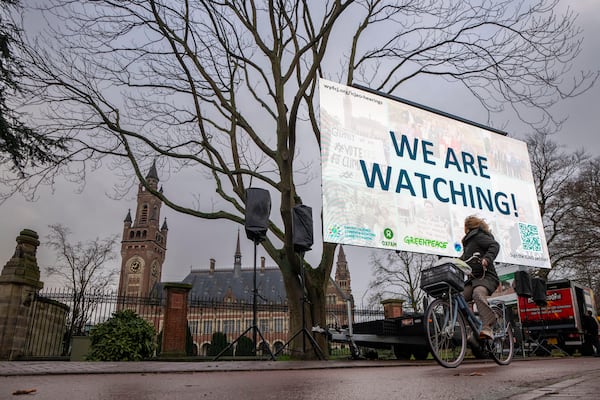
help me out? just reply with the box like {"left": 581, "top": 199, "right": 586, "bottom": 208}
{"left": 420, "top": 255, "right": 514, "bottom": 368}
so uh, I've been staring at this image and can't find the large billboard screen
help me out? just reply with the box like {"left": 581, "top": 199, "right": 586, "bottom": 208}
{"left": 319, "top": 79, "right": 550, "bottom": 269}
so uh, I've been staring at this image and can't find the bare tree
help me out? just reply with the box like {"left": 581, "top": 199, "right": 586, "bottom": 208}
{"left": 45, "top": 224, "right": 118, "bottom": 338}
{"left": 526, "top": 132, "right": 589, "bottom": 278}
{"left": 0, "top": 0, "right": 67, "bottom": 174}
{"left": 556, "top": 157, "right": 600, "bottom": 304}
{"left": 366, "top": 250, "right": 435, "bottom": 312}
{"left": 8, "top": 0, "right": 597, "bottom": 357}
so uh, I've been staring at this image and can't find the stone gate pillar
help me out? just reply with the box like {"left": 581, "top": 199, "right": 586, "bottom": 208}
{"left": 0, "top": 229, "right": 44, "bottom": 360}
{"left": 381, "top": 299, "right": 405, "bottom": 319}
{"left": 161, "top": 282, "right": 192, "bottom": 357}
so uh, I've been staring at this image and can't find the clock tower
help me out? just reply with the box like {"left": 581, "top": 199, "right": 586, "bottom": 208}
{"left": 117, "top": 161, "right": 168, "bottom": 297}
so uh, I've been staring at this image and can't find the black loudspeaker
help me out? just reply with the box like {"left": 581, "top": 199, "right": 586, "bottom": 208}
{"left": 245, "top": 188, "right": 271, "bottom": 241}
{"left": 532, "top": 277, "right": 547, "bottom": 307}
{"left": 293, "top": 204, "right": 313, "bottom": 253}
{"left": 514, "top": 271, "right": 532, "bottom": 298}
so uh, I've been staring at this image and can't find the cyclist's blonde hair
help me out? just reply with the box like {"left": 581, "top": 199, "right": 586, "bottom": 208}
{"left": 464, "top": 215, "right": 491, "bottom": 234}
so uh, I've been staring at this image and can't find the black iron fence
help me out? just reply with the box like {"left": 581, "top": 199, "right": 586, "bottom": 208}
{"left": 24, "top": 290, "right": 164, "bottom": 359}
{"left": 23, "top": 289, "right": 385, "bottom": 360}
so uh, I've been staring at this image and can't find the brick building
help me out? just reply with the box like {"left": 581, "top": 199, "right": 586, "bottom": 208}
{"left": 117, "top": 161, "right": 168, "bottom": 298}
{"left": 117, "top": 164, "right": 354, "bottom": 354}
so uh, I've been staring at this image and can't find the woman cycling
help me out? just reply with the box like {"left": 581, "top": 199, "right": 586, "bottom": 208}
{"left": 460, "top": 215, "right": 500, "bottom": 339}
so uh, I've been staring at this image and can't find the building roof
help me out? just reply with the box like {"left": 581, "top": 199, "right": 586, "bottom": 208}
{"left": 150, "top": 239, "right": 350, "bottom": 305}
{"left": 124, "top": 209, "right": 132, "bottom": 223}
{"left": 181, "top": 267, "right": 287, "bottom": 304}
{"left": 146, "top": 160, "right": 159, "bottom": 181}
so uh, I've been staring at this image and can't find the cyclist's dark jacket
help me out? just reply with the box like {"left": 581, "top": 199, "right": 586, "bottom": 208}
{"left": 460, "top": 227, "right": 500, "bottom": 295}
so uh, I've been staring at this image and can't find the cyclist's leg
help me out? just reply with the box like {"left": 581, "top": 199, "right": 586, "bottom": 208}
{"left": 463, "top": 284, "right": 474, "bottom": 302}
{"left": 462, "top": 284, "right": 479, "bottom": 346}
{"left": 473, "top": 285, "right": 496, "bottom": 338}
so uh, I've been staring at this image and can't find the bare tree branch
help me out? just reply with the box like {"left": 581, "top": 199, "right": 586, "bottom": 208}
{"left": 366, "top": 250, "right": 435, "bottom": 312}
{"left": 3, "top": 0, "right": 596, "bottom": 358}
{"left": 44, "top": 223, "right": 119, "bottom": 336}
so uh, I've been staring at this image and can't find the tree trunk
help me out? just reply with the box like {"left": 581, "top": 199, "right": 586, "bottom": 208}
{"left": 278, "top": 244, "right": 335, "bottom": 360}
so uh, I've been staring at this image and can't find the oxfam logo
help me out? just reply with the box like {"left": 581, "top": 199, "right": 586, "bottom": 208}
{"left": 383, "top": 228, "right": 394, "bottom": 240}
{"left": 381, "top": 228, "right": 397, "bottom": 247}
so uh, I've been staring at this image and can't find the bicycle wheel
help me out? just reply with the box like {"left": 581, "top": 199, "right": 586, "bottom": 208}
{"left": 425, "top": 298, "right": 467, "bottom": 368}
{"left": 488, "top": 305, "right": 514, "bottom": 365}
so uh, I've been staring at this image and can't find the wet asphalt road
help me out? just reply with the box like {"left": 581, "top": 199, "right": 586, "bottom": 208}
{"left": 1, "top": 357, "right": 600, "bottom": 400}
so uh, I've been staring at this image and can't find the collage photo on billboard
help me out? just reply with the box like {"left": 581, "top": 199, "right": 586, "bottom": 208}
{"left": 320, "top": 79, "right": 550, "bottom": 269}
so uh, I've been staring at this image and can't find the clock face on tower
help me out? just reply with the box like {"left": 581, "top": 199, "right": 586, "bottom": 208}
{"left": 128, "top": 257, "right": 145, "bottom": 273}
{"left": 151, "top": 261, "right": 159, "bottom": 277}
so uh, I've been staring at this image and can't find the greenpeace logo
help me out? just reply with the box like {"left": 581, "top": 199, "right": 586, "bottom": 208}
{"left": 404, "top": 236, "right": 448, "bottom": 249}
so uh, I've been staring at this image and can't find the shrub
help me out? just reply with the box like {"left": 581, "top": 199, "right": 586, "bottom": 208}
{"left": 87, "top": 309, "right": 156, "bottom": 361}
{"left": 235, "top": 336, "right": 255, "bottom": 356}
{"left": 185, "top": 323, "right": 196, "bottom": 356}
{"left": 207, "top": 332, "right": 232, "bottom": 356}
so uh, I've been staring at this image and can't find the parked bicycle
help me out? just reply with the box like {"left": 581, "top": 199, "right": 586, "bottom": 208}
{"left": 421, "top": 255, "right": 514, "bottom": 368}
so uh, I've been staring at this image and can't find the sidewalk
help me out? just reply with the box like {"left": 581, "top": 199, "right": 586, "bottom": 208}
{"left": 509, "top": 370, "right": 600, "bottom": 400}
{"left": 2, "top": 358, "right": 600, "bottom": 399}
{"left": 0, "top": 359, "right": 411, "bottom": 376}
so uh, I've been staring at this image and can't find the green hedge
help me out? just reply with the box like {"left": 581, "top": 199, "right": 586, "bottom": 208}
{"left": 87, "top": 309, "right": 156, "bottom": 361}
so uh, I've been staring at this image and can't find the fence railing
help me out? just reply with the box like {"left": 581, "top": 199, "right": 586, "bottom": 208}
{"left": 23, "top": 290, "right": 385, "bottom": 360}
{"left": 25, "top": 290, "right": 164, "bottom": 358}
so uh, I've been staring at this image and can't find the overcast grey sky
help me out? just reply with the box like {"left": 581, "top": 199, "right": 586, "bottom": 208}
{"left": 0, "top": 0, "right": 598, "bottom": 306}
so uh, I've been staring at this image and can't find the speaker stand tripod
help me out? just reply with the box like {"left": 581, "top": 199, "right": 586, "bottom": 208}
{"left": 274, "top": 253, "right": 325, "bottom": 360}
{"left": 529, "top": 304, "right": 568, "bottom": 356}
{"left": 528, "top": 304, "right": 568, "bottom": 357}
{"left": 213, "top": 238, "right": 274, "bottom": 361}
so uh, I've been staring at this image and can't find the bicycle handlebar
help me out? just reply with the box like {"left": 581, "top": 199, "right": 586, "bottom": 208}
{"left": 432, "top": 252, "right": 481, "bottom": 276}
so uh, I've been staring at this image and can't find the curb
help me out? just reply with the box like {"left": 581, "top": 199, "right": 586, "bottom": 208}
{"left": 0, "top": 356, "right": 549, "bottom": 377}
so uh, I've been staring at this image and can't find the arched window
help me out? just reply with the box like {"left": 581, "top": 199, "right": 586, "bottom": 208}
{"left": 140, "top": 204, "right": 149, "bottom": 224}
